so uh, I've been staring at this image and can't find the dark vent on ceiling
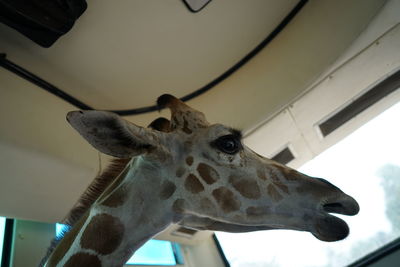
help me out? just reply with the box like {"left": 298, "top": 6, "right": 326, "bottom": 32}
{"left": 319, "top": 69, "right": 400, "bottom": 137}
{"left": 271, "top": 147, "right": 295, "bottom": 165}
{"left": 172, "top": 227, "right": 198, "bottom": 239}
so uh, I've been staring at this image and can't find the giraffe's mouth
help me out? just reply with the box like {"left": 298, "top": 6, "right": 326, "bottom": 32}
{"left": 311, "top": 196, "right": 359, "bottom": 242}
{"left": 322, "top": 198, "right": 359, "bottom": 216}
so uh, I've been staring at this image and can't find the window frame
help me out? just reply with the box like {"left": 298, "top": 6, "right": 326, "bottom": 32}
{"left": 1, "top": 218, "right": 14, "bottom": 267}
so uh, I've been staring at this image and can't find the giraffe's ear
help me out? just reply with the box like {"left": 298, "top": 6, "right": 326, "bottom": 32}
{"left": 66, "top": 110, "right": 159, "bottom": 158}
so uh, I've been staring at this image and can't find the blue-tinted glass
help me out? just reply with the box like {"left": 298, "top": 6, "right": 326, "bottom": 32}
{"left": 55, "top": 223, "right": 70, "bottom": 239}
{"left": 0, "top": 216, "right": 5, "bottom": 264}
{"left": 126, "top": 239, "right": 177, "bottom": 266}
{"left": 56, "top": 223, "right": 178, "bottom": 266}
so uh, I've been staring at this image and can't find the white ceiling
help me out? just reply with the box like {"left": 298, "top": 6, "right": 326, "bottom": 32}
{"left": 0, "top": 0, "right": 387, "bottom": 222}
{"left": 0, "top": 0, "right": 299, "bottom": 110}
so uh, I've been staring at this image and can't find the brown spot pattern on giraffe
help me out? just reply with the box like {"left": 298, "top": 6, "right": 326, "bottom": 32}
{"left": 101, "top": 185, "right": 128, "bottom": 208}
{"left": 267, "top": 184, "right": 283, "bottom": 202}
{"left": 200, "top": 198, "right": 217, "bottom": 216}
{"left": 186, "top": 156, "right": 194, "bottom": 166}
{"left": 257, "top": 169, "right": 268, "bottom": 180}
{"left": 172, "top": 117, "right": 179, "bottom": 129}
{"left": 47, "top": 212, "right": 90, "bottom": 266}
{"left": 274, "top": 181, "right": 289, "bottom": 194}
{"left": 246, "top": 206, "right": 271, "bottom": 217}
{"left": 212, "top": 187, "right": 241, "bottom": 213}
{"left": 172, "top": 198, "right": 186, "bottom": 213}
{"left": 185, "top": 174, "right": 205, "bottom": 193}
{"left": 81, "top": 213, "right": 124, "bottom": 255}
{"left": 271, "top": 172, "right": 289, "bottom": 194}
{"left": 270, "top": 172, "right": 281, "bottom": 182}
{"left": 197, "top": 163, "right": 219, "bottom": 184}
{"left": 159, "top": 180, "right": 177, "bottom": 200}
{"left": 275, "top": 165, "right": 299, "bottom": 181}
{"left": 182, "top": 119, "right": 193, "bottom": 134}
{"left": 64, "top": 252, "right": 101, "bottom": 267}
{"left": 229, "top": 175, "right": 261, "bottom": 199}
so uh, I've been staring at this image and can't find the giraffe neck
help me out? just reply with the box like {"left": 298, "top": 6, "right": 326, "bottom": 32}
{"left": 47, "top": 156, "right": 175, "bottom": 267}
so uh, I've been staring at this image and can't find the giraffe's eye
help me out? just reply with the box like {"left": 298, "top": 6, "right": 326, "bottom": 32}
{"left": 213, "top": 135, "right": 241, "bottom": 154}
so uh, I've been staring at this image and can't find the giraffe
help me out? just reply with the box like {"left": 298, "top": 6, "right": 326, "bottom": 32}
{"left": 41, "top": 94, "right": 359, "bottom": 267}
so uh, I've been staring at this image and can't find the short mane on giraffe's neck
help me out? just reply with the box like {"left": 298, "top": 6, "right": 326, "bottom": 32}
{"left": 44, "top": 154, "right": 177, "bottom": 267}
{"left": 40, "top": 158, "right": 130, "bottom": 266}
{"left": 65, "top": 158, "right": 131, "bottom": 227}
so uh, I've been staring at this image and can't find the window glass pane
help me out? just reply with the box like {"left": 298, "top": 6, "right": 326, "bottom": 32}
{"left": 216, "top": 101, "right": 400, "bottom": 267}
{"left": 56, "top": 223, "right": 178, "bottom": 266}
{"left": 0, "top": 216, "right": 5, "bottom": 264}
{"left": 55, "top": 223, "right": 68, "bottom": 238}
{"left": 126, "top": 240, "right": 176, "bottom": 266}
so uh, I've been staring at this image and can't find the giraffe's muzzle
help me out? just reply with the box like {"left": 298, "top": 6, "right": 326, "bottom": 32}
{"left": 312, "top": 194, "right": 359, "bottom": 241}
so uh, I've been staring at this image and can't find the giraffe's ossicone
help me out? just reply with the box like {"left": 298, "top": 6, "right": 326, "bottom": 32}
{"left": 42, "top": 94, "right": 359, "bottom": 267}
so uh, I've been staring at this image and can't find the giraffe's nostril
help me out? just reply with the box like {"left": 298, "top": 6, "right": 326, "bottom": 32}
{"left": 322, "top": 202, "right": 344, "bottom": 213}
{"left": 321, "top": 197, "right": 360, "bottom": 216}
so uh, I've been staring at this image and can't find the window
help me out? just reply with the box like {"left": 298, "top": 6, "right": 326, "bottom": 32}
{"left": 0, "top": 216, "right": 5, "bottom": 264}
{"left": 126, "top": 240, "right": 179, "bottom": 266}
{"left": 56, "top": 224, "right": 182, "bottom": 266}
{"left": 216, "top": 101, "right": 400, "bottom": 266}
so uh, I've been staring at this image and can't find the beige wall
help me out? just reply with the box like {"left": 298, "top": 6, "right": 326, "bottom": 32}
{"left": 10, "top": 220, "right": 54, "bottom": 267}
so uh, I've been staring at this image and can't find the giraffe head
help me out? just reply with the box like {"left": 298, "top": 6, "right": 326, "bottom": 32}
{"left": 67, "top": 94, "right": 359, "bottom": 242}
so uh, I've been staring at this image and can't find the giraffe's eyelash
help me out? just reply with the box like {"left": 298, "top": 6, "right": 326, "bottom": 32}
{"left": 229, "top": 128, "right": 243, "bottom": 140}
